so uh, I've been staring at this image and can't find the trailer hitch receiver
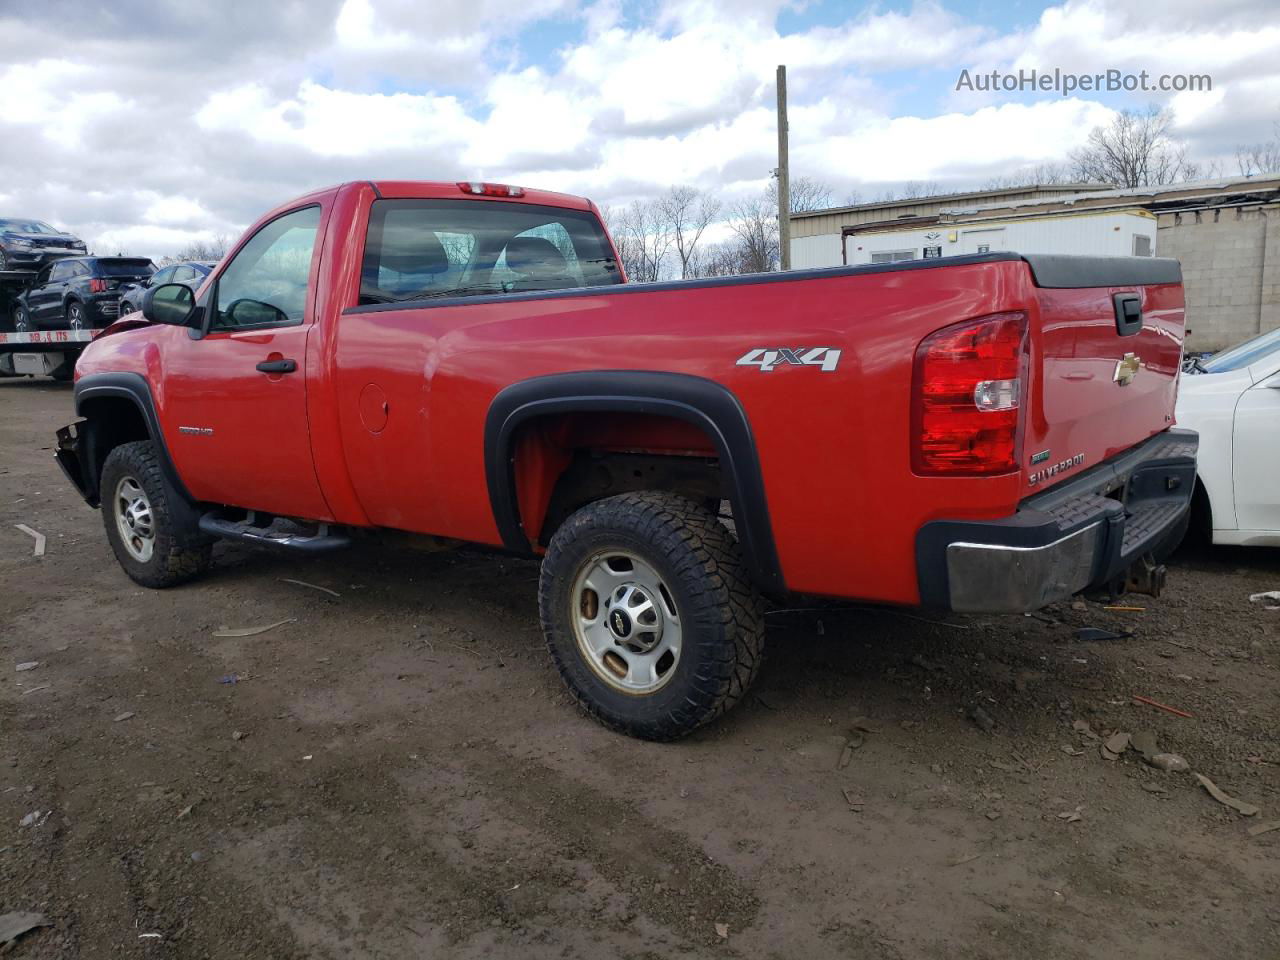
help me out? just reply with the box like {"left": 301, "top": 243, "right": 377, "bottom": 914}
{"left": 1125, "top": 553, "right": 1167, "bottom": 598}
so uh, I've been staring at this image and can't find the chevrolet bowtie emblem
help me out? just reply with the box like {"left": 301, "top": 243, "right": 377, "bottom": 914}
{"left": 1113, "top": 352, "right": 1142, "bottom": 386}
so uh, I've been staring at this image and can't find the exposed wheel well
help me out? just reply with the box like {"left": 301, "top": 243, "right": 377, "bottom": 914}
{"left": 77, "top": 395, "right": 150, "bottom": 504}
{"left": 510, "top": 411, "right": 724, "bottom": 547}
{"left": 485, "top": 371, "right": 785, "bottom": 594}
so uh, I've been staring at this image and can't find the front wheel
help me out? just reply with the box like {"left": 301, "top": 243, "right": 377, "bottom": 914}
{"left": 100, "top": 440, "right": 212, "bottom": 587}
{"left": 539, "top": 492, "right": 765, "bottom": 741}
{"left": 12, "top": 305, "right": 32, "bottom": 333}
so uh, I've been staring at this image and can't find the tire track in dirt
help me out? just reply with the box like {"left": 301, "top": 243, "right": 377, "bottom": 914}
{"left": 404, "top": 739, "right": 761, "bottom": 947}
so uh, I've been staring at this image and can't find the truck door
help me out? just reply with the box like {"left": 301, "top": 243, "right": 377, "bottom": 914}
{"left": 159, "top": 205, "right": 332, "bottom": 520}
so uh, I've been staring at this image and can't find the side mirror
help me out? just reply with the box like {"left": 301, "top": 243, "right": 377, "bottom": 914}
{"left": 143, "top": 283, "right": 197, "bottom": 326}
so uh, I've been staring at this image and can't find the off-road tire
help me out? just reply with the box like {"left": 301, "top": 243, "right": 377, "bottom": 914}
{"left": 100, "top": 440, "right": 212, "bottom": 588}
{"left": 539, "top": 491, "right": 765, "bottom": 740}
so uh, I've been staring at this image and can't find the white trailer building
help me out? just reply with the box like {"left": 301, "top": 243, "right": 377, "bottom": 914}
{"left": 789, "top": 177, "right": 1280, "bottom": 351}
{"left": 838, "top": 209, "right": 1156, "bottom": 265}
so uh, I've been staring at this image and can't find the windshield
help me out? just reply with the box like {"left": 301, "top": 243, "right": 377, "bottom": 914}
{"left": 359, "top": 199, "right": 621, "bottom": 305}
{"left": 97, "top": 259, "right": 156, "bottom": 277}
{"left": 0, "top": 219, "right": 60, "bottom": 235}
{"left": 1199, "top": 327, "right": 1280, "bottom": 374}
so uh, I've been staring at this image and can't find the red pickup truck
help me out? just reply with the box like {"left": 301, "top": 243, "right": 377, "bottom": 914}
{"left": 55, "top": 180, "right": 1197, "bottom": 739}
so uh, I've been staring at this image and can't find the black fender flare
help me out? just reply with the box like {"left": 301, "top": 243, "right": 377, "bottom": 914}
{"left": 484, "top": 371, "right": 785, "bottom": 594}
{"left": 74, "top": 371, "right": 195, "bottom": 505}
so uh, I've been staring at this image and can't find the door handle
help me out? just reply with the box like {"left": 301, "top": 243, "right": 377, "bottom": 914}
{"left": 256, "top": 358, "right": 297, "bottom": 374}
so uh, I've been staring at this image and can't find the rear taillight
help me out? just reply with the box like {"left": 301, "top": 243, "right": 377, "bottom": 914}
{"left": 89, "top": 277, "right": 108, "bottom": 293}
{"left": 457, "top": 181, "right": 525, "bottom": 197}
{"left": 911, "top": 311, "right": 1028, "bottom": 475}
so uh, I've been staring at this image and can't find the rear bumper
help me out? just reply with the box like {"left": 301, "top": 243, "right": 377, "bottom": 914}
{"left": 85, "top": 294, "right": 120, "bottom": 324}
{"left": 916, "top": 429, "right": 1198, "bottom": 613}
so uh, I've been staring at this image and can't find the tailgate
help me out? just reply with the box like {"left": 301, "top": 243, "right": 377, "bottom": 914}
{"left": 1023, "top": 255, "right": 1184, "bottom": 498}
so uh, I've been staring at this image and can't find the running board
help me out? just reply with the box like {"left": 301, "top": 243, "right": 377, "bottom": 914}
{"left": 198, "top": 511, "right": 351, "bottom": 552}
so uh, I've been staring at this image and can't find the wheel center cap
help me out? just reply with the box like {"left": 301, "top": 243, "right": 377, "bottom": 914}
{"left": 609, "top": 608, "right": 633, "bottom": 638}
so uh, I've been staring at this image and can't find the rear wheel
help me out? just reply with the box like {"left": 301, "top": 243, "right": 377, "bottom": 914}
{"left": 66, "top": 301, "right": 86, "bottom": 330}
{"left": 539, "top": 492, "right": 765, "bottom": 741}
{"left": 12, "top": 305, "right": 32, "bottom": 333}
{"left": 119, "top": 299, "right": 135, "bottom": 316}
{"left": 100, "top": 440, "right": 212, "bottom": 587}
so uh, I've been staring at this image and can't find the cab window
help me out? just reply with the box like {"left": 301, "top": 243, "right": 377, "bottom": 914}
{"left": 212, "top": 206, "right": 320, "bottom": 330}
{"left": 358, "top": 199, "right": 620, "bottom": 305}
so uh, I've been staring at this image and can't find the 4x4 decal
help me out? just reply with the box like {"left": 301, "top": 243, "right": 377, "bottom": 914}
{"left": 735, "top": 347, "right": 842, "bottom": 373}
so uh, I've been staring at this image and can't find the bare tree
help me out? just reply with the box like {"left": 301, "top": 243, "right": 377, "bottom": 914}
{"left": 1236, "top": 123, "right": 1280, "bottom": 177}
{"left": 1070, "top": 106, "right": 1200, "bottom": 187}
{"left": 767, "top": 174, "right": 834, "bottom": 214}
{"left": 687, "top": 241, "right": 746, "bottom": 278}
{"left": 726, "top": 194, "right": 780, "bottom": 274}
{"left": 870, "top": 180, "right": 943, "bottom": 203}
{"left": 659, "top": 186, "right": 722, "bottom": 280}
{"left": 602, "top": 200, "right": 672, "bottom": 282}
{"left": 159, "top": 233, "right": 231, "bottom": 265}
{"left": 981, "top": 162, "right": 1077, "bottom": 190}
{"left": 898, "top": 180, "right": 942, "bottom": 200}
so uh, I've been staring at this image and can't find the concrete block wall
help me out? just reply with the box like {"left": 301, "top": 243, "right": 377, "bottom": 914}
{"left": 1157, "top": 205, "right": 1275, "bottom": 350}
{"left": 1261, "top": 206, "right": 1280, "bottom": 336}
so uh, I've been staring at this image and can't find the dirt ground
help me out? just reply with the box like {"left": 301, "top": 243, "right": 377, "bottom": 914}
{"left": 1, "top": 376, "right": 1278, "bottom": 960}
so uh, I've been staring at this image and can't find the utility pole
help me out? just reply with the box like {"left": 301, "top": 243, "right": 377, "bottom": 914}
{"left": 775, "top": 64, "right": 791, "bottom": 271}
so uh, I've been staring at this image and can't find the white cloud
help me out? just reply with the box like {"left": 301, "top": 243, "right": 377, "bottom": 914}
{"left": 196, "top": 81, "right": 480, "bottom": 158}
{"left": 1, "top": 0, "right": 1276, "bottom": 261}
{"left": 141, "top": 195, "right": 216, "bottom": 228}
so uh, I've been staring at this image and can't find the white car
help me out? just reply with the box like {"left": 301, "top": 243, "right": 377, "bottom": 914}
{"left": 1175, "top": 327, "right": 1280, "bottom": 547}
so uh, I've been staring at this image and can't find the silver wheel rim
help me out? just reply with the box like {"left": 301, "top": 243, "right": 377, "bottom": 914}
{"left": 114, "top": 476, "right": 155, "bottom": 563}
{"left": 69, "top": 306, "right": 84, "bottom": 330}
{"left": 571, "top": 550, "right": 682, "bottom": 695}
{"left": 14, "top": 310, "right": 30, "bottom": 332}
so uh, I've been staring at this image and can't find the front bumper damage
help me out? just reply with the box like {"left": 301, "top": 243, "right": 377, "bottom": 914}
{"left": 55, "top": 421, "right": 98, "bottom": 506}
{"left": 917, "top": 429, "right": 1198, "bottom": 613}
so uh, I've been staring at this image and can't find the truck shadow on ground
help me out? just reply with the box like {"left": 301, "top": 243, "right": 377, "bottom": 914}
{"left": 205, "top": 531, "right": 1246, "bottom": 744}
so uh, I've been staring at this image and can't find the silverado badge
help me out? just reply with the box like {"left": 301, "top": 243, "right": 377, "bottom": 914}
{"left": 1113, "top": 352, "right": 1142, "bottom": 386}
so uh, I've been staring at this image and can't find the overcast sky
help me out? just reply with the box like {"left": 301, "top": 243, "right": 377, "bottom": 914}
{"left": 0, "top": 0, "right": 1276, "bottom": 259}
